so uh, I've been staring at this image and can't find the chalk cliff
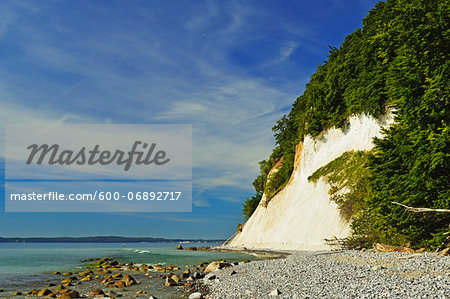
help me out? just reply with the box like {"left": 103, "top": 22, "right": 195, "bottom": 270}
{"left": 228, "top": 112, "right": 394, "bottom": 250}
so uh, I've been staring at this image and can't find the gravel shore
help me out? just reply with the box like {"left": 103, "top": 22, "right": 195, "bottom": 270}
{"left": 205, "top": 250, "right": 450, "bottom": 299}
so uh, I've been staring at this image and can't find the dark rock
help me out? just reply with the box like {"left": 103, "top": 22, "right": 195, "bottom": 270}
{"left": 65, "top": 290, "right": 80, "bottom": 298}
{"left": 25, "top": 289, "right": 37, "bottom": 295}
{"left": 176, "top": 244, "right": 184, "bottom": 250}
{"left": 90, "top": 289, "right": 105, "bottom": 296}
{"left": 37, "top": 288, "right": 53, "bottom": 296}
{"left": 165, "top": 276, "right": 178, "bottom": 286}
{"left": 107, "top": 290, "right": 121, "bottom": 297}
{"left": 204, "top": 273, "right": 216, "bottom": 281}
{"left": 192, "top": 272, "right": 204, "bottom": 279}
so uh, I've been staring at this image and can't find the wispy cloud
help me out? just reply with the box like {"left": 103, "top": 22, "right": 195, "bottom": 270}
{"left": 0, "top": 0, "right": 381, "bottom": 235}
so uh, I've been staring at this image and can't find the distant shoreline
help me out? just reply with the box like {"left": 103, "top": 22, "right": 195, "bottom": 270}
{"left": 0, "top": 236, "right": 225, "bottom": 243}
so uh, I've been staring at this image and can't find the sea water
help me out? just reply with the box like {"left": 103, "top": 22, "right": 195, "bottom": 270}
{"left": 0, "top": 242, "right": 255, "bottom": 290}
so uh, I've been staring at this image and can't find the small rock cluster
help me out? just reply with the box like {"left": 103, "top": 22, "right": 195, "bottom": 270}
{"left": 4, "top": 255, "right": 252, "bottom": 299}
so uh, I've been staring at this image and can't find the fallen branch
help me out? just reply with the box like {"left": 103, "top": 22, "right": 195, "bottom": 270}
{"left": 392, "top": 202, "right": 450, "bottom": 213}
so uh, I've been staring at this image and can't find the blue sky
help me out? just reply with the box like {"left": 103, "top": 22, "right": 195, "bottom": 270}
{"left": 0, "top": 0, "right": 380, "bottom": 239}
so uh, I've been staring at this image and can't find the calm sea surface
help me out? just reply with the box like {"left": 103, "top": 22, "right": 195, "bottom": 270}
{"left": 0, "top": 242, "right": 254, "bottom": 290}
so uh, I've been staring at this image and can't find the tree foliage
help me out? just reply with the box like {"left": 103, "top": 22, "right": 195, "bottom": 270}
{"left": 242, "top": 0, "right": 449, "bottom": 248}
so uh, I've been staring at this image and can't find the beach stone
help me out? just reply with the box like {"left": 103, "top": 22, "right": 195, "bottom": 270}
{"left": 188, "top": 292, "right": 202, "bottom": 299}
{"left": 122, "top": 274, "right": 135, "bottom": 282}
{"left": 101, "top": 278, "right": 114, "bottom": 284}
{"left": 176, "top": 244, "right": 183, "bottom": 250}
{"left": 204, "top": 273, "right": 216, "bottom": 281}
{"left": 52, "top": 272, "right": 61, "bottom": 275}
{"left": 90, "top": 289, "right": 105, "bottom": 296}
{"left": 80, "top": 275, "right": 92, "bottom": 281}
{"left": 372, "top": 265, "right": 385, "bottom": 271}
{"left": 166, "top": 264, "right": 176, "bottom": 270}
{"left": 188, "top": 246, "right": 198, "bottom": 251}
{"left": 182, "top": 269, "right": 191, "bottom": 278}
{"left": 38, "top": 288, "right": 53, "bottom": 296}
{"left": 115, "top": 280, "right": 126, "bottom": 288}
{"left": 230, "top": 270, "right": 237, "bottom": 276}
{"left": 123, "top": 274, "right": 137, "bottom": 286}
{"left": 137, "top": 290, "right": 146, "bottom": 294}
{"left": 112, "top": 273, "right": 122, "bottom": 278}
{"left": 269, "top": 288, "right": 282, "bottom": 296}
{"left": 165, "top": 276, "right": 177, "bottom": 286}
{"left": 442, "top": 248, "right": 449, "bottom": 256}
{"left": 12, "top": 292, "right": 22, "bottom": 296}
{"left": 46, "top": 294, "right": 56, "bottom": 298}
{"left": 192, "top": 272, "right": 204, "bottom": 279}
{"left": 58, "top": 290, "right": 80, "bottom": 298}
{"left": 25, "top": 289, "right": 37, "bottom": 295}
{"left": 204, "top": 261, "right": 231, "bottom": 273}
{"left": 61, "top": 278, "right": 72, "bottom": 283}
{"left": 59, "top": 289, "right": 70, "bottom": 294}
{"left": 170, "top": 274, "right": 180, "bottom": 283}
{"left": 105, "top": 282, "right": 116, "bottom": 288}
{"left": 54, "top": 285, "right": 66, "bottom": 291}
{"left": 107, "top": 290, "right": 120, "bottom": 297}
{"left": 62, "top": 272, "right": 73, "bottom": 276}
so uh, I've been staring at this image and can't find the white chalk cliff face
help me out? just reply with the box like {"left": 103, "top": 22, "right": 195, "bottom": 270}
{"left": 229, "top": 112, "right": 394, "bottom": 250}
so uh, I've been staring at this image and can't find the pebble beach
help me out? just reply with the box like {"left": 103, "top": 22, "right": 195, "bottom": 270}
{"left": 205, "top": 250, "right": 450, "bottom": 299}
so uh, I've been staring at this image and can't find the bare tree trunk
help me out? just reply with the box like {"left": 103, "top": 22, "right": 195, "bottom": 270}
{"left": 392, "top": 201, "right": 450, "bottom": 213}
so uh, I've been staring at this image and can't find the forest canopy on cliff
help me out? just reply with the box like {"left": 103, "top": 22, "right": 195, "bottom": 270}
{"left": 242, "top": 0, "right": 449, "bottom": 249}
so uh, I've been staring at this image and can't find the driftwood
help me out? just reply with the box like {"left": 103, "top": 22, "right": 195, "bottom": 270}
{"left": 374, "top": 243, "right": 414, "bottom": 253}
{"left": 392, "top": 202, "right": 450, "bottom": 213}
{"left": 221, "top": 230, "right": 240, "bottom": 247}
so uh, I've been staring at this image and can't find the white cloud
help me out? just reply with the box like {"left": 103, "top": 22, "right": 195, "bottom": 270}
{"left": 0, "top": 0, "right": 303, "bottom": 199}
